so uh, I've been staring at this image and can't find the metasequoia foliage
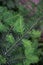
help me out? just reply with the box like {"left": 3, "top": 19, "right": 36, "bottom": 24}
{"left": 0, "top": 0, "right": 43, "bottom": 65}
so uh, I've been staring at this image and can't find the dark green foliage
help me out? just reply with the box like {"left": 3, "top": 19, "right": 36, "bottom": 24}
{"left": 0, "top": 0, "right": 43, "bottom": 65}
{"left": 0, "top": 55, "right": 6, "bottom": 64}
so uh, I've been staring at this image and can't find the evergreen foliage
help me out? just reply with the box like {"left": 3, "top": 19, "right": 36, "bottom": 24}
{"left": 0, "top": 0, "right": 43, "bottom": 65}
